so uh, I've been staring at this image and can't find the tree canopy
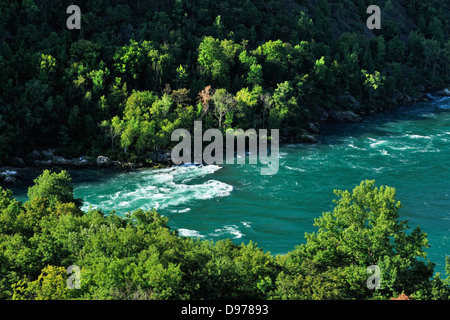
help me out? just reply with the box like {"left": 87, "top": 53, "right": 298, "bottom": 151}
{"left": 0, "top": 0, "right": 448, "bottom": 164}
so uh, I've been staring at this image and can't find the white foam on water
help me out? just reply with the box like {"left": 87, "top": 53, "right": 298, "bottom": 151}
{"left": 285, "top": 166, "right": 306, "bottom": 173}
{"left": 411, "top": 147, "right": 440, "bottom": 154}
{"left": 118, "top": 201, "right": 130, "bottom": 207}
{"left": 197, "top": 180, "right": 233, "bottom": 199}
{"left": 435, "top": 96, "right": 450, "bottom": 103}
{"left": 76, "top": 165, "right": 232, "bottom": 214}
{"left": 408, "top": 134, "right": 432, "bottom": 139}
{"left": 279, "top": 151, "right": 288, "bottom": 158}
{"left": 242, "top": 221, "right": 252, "bottom": 228}
{"left": 369, "top": 140, "right": 388, "bottom": 148}
{"left": 388, "top": 145, "right": 417, "bottom": 151}
{"left": 373, "top": 167, "right": 386, "bottom": 173}
{"left": 175, "top": 165, "right": 223, "bottom": 183}
{"left": 211, "top": 225, "right": 244, "bottom": 239}
{"left": 178, "top": 228, "right": 205, "bottom": 238}
{"left": 80, "top": 202, "right": 99, "bottom": 212}
{"left": 111, "top": 191, "right": 122, "bottom": 200}
{"left": 348, "top": 143, "right": 367, "bottom": 151}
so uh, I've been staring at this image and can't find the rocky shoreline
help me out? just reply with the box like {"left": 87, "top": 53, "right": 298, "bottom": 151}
{"left": 280, "top": 86, "right": 447, "bottom": 144}
{"left": 1, "top": 88, "right": 448, "bottom": 187}
{"left": 0, "top": 151, "right": 172, "bottom": 186}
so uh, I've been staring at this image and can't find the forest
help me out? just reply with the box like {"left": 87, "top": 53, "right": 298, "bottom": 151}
{"left": 0, "top": 170, "right": 449, "bottom": 300}
{"left": 0, "top": 0, "right": 449, "bottom": 165}
{"left": 0, "top": 0, "right": 449, "bottom": 300}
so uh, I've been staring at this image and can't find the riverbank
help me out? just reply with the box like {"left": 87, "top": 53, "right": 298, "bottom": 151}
{"left": 0, "top": 152, "right": 171, "bottom": 187}
{"left": 1, "top": 87, "right": 448, "bottom": 188}
{"left": 281, "top": 86, "right": 448, "bottom": 144}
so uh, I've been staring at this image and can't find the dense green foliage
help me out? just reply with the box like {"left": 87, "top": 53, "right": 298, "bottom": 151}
{"left": 2, "top": 1, "right": 448, "bottom": 301}
{"left": 0, "top": 171, "right": 448, "bottom": 300}
{"left": 0, "top": 0, "right": 448, "bottom": 163}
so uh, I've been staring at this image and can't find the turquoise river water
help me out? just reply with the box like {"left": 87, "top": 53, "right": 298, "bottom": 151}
{"left": 11, "top": 95, "right": 450, "bottom": 274}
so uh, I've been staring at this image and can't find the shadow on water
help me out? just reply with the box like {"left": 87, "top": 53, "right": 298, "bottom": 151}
{"left": 315, "top": 96, "right": 450, "bottom": 146}
{"left": 68, "top": 168, "right": 128, "bottom": 184}
{"left": 6, "top": 168, "right": 132, "bottom": 202}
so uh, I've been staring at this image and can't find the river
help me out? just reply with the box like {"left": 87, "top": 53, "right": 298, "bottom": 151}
{"left": 10, "top": 95, "right": 450, "bottom": 274}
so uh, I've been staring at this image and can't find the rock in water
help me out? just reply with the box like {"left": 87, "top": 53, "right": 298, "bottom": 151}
{"left": 300, "top": 134, "right": 319, "bottom": 143}
{"left": 97, "top": 156, "right": 115, "bottom": 167}
{"left": 328, "top": 110, "right": 362, "bottom": 122}
{"left": 0, "top": 170, "right": 21, "bottom": 184}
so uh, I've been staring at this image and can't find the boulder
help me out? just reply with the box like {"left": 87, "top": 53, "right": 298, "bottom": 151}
{"left": 441, "top": 88, "right": 450, "bottom": 97}
{"left": 8, "top": 157, "right": 25, "bottom": 168}
{"left": 308, "top": 122, "right": 320, "bottom": 134}
{"left": 42, "top": 149, "right": 55, "bottom": 158}
{"left": 328, "top": 110, "right": 361, "bottom": 122}
{"left": 416, "top": 85, "right": 425, "bottom": 92}
{"left": 33, "top": 155, "right": 93, "bottom": 168}
{"left": 315, "top": 107, "right": 329, "bottom": 121}
{"left": 97, "top": 156, "right": 115, "bottom": 167}
{"left": 391, "top": 90, "right": 404, "bottom": 105}
{"left": 337, "top": 94, "right": 361, "bottom": 110}
{"left": 31, "top": 149, "right": 42, "bottom": 160}
{"left": 403, "top": 94, "right": 413, "bottom": 104}
{"left": 299, "top": 134, "right": 319, "bottom": 143}
{"left": 53, "top": 156, "right": 69, "bottom": 165}
{"left": 34, "top": 159, "right": 53, "bottom": 166}
{"left": 0, "top": 170, "right": 20, "bottom": 184}
{"left": 147, "top": 151, "right": 170, "bottom": 162}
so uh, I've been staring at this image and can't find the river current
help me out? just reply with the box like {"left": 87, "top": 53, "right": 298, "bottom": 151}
{"left": 11, "top": 95, "right": 450, "bottom": 273}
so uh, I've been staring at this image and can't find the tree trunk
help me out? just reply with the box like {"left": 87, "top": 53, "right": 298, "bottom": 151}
{"left": 432, "top": 57, "right": 440, "bottom": 80}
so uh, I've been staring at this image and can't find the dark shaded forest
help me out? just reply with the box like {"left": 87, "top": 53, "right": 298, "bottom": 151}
{"left": 0, "top": 0, "right": 448, "bottom": 165}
